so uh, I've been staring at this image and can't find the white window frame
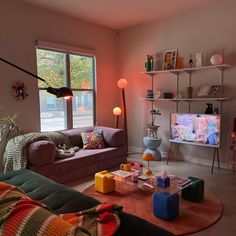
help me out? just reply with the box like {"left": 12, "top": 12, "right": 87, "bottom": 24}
{"left": 36, "top": 40, "right": 97, "bottom": 130}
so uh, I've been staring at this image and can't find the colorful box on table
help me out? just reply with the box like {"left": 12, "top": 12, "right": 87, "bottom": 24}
{"left": 181, "top": 176, "right": 204, "bottom": 202}
{"left": 95, "top": 170, "right": 115, "bottom": 193}
{"left": 157, "top": 177, "right": 170, "bottom": 188}
{"left": 152, "top": 192, "right": 179, "bottom": 220}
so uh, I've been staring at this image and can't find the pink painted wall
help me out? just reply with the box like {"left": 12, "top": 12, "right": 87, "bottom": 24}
{"left": 118, "top": 0, "right": 236, "bottom": 165}
{"left": 0, "top": 0, "right": 119, "bottom": 132}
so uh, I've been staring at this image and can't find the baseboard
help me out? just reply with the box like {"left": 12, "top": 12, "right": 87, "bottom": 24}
{"left": 128, "top": 146, "right": 229, "bottom": 169}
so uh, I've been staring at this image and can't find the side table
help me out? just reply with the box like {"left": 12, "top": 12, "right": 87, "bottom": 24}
{"left": 143, "top": 136, "right": 162, "bottom": 161}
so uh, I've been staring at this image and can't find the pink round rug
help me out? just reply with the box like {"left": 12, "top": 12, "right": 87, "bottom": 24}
{"left": 83, "top": 182, "right": 223, "bottom": 235}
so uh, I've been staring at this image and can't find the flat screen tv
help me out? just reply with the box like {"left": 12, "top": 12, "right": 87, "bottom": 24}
{"left": 170, "top": 113, "right": 221, "bottom": 147}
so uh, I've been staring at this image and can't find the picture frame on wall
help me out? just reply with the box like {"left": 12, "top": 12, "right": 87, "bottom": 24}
{"left": 163, "top": 50, "right": 178, "bottom": 70}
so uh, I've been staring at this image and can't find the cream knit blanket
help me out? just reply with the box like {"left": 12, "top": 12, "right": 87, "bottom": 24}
{"left": 2, "top": 131, "right": 75, "bottom": 173}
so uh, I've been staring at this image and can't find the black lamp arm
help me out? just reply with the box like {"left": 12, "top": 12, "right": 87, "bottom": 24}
{"left": 0, "top": 57, "right": 51, "bottom": 87}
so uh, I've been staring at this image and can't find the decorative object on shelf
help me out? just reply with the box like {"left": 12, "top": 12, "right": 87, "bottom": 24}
{"left": 145, "top": 54, "right": 153, "bottom": 71}
{"left": 176, "top": 56, "right": 184, "bottom": 69}
{"left": 142, "top": 153, "right": 155, "bottom": 175}
{"left": 0, "top": 57, "right": 73, "bottom": 99}
{"left": 120, "top": 163, "right": 131, "bottom": 171}
{"left": 117, "top": 78, "right": 128, "bottom": 154}
{"left": 213, "top": 107, "right": 219, "bottom": 114}
{"left": 197, "top": 85, "right": 222, "bottom": 97}
{"left": 12, "top": 81, "right": 28, "bottom": 101}
{"left": 210, "top": 54, "right": 223, "bottom": 65}
{"left": 162, "top": 50, "right": 177, "bottom": 70}
{"left": 197, "top": 85, "right": 212, "bottom": 97}
{"left": 195, "top": 52, "right": 202, "bottom": 67}
{"left": 175, "top": 93, "right": 183, "bottom": 99}
{"left": 189, "top": 54, "right": 193, "bottom": 68}
{"left": 112, "top": 107, "right": 121, "bottom": 128}
{"left": 155, "top": 90, "right": 161, "bottom": 99}
{"left": 205, "top": 103, "right": 213, "bottom": 114}
{"left": 146, "top": 89, "right": 154, "bottom": 98}
{"left": 208, "top": 85, "right": 222, "bottom": 97}
{"left": 163, "top": 92, "right": 173, "bottom": 99}
{"left": 187, "top": 86, "right": 193, "bottom": 98}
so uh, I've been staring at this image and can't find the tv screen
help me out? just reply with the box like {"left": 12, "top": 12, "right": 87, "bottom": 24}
{"left": 170, "top": 113, "right": 221, "bottom": 147}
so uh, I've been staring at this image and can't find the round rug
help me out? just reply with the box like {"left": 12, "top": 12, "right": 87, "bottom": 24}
{"left": 83, "top": 182, "right": 223, "bottom": 236}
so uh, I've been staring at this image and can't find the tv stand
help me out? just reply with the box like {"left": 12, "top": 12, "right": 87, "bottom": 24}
{"left": 167, "top": 141, "right": 220, "bottom": 174}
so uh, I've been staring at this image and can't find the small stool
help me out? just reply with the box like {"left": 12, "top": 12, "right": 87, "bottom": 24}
{"left": 152, "top": 192, "right": 179, "bottom": 220}
{"left": 181, "top": 176, "right": 204, "bottom": 202}
{"left": 95, "top": 170, "right": 115, "bottom": 193}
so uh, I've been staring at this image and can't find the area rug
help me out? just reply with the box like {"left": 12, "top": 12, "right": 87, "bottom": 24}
{"left": 83, "top": 182, "right": 223, "bottom": 236}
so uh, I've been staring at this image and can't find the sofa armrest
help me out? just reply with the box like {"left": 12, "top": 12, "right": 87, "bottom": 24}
{"left": 27, "top": 140, "right": 56, "bottom": 167}
{"left": 94, "top": 126, "right": 125, "bottom": 147}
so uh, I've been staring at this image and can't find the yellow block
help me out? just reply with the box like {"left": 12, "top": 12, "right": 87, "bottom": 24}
{"left": 95, "top": 170, "right": 115, "bottom": 193}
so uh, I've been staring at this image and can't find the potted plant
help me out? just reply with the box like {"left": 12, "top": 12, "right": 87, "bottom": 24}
{"left": 146, "top": 109, "right": 161, "bottom": 138}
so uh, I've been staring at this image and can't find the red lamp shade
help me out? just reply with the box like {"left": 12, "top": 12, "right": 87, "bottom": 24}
{"left": 142, "top": 153, "right": 155, "bottom": 161}
{"left": 113, "top": 107, "right": 122, "bottom": 116}
{"left": 117, "top": 78, "right": 128, "bottom": 89}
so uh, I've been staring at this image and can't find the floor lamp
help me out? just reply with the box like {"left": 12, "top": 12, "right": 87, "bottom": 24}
{"left": 117, "top": 78, "right": 128, "bottom": 154}
{"left": 0, "top": 57, "right": 73, "bottom": 99}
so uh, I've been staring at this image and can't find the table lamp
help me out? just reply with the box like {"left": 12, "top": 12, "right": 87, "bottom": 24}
{"left": 113, "top": 107, "right": 122, "bottom": 128}
{"left": 142, "top": 153, "right": 155, "bottom": 175}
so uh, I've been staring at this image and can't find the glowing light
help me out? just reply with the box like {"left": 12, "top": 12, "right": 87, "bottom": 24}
{"left": 117, "top": 78, "right": 128, "bottom": 89}
{"left": 64, "top": 96, "right": 72, "bottom": 100}
{"left": 113, "top": 107, "right": 122, "bottom": 116}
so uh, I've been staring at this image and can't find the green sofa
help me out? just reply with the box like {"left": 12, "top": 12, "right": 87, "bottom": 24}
{"left": 0, "top": 169, "right": 174, "bottom": 236}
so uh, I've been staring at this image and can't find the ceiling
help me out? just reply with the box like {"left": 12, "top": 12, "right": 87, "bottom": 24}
{"left": 20, "top": 0, "right": 221, "bottom": 30}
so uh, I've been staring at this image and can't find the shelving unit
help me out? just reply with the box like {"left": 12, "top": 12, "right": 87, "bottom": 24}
{"left": 140, "top": 64, "right": 232, "bottom": 173}
{"left": 140, "top": 64, "right": 232, "bottom": 113}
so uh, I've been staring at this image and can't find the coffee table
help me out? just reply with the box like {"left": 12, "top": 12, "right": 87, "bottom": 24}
{"left": 111, "top": 170, "right": 189, "bottom": 194}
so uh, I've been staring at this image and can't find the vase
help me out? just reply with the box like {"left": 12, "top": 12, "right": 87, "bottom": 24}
{"left": 187, "top": 86, "right": 193, "bottom": 98}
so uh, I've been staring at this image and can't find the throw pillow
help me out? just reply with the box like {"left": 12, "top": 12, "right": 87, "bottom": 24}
{"left": 81, "top": 130, "right": 105, "bottom": 149}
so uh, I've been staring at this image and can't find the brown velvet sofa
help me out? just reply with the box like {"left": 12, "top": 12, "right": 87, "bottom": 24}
{"left": 26, "top": 126, "right": 127, "bottom": 183}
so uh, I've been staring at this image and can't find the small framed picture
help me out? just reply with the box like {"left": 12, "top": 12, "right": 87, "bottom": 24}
{"left": 208, "top": 85, "right": 222, "bottom": 97}
{"left": 163, "top": 50, "right": 178, "bottom": 70}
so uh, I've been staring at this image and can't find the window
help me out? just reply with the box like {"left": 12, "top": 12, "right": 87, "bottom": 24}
{"left": 36, "top": 47, "right": 96, "bottom": 131}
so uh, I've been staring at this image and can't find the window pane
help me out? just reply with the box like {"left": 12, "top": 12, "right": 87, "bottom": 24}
{"left": 36, "top": 49, "right": 66, "bottom": 88}
{"left": 70, "top": 54, "right": 94, "bottom": 89}
{"left": 72, "top": 91, "right": 94, "bottom": 128}
{"left": 39, "top": 90, "right": 66, "bottom": 131}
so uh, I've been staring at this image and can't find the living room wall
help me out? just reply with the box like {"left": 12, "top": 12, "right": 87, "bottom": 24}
{"left": 0, "top": 0, "right": 119, "bottom": 132}
{"left": 118, "top": 0, "right": 236, "bottom": 166}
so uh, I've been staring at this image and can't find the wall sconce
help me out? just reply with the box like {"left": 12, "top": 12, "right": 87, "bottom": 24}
{"left": 113, "top": 107, "right": 122, "bottom": 128}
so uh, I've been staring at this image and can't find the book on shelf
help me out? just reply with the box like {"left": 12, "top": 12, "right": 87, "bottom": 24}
{"left": 169, "top": 175, "right": 191, "bottom": 187}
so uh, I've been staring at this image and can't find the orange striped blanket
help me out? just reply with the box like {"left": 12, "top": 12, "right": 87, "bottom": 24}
{"left": 0, "top": 182, "right": 122, "bottom": 236}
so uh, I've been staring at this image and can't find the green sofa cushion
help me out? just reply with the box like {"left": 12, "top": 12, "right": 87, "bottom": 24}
{"left": 0, "top": 169, "right": 174, "bottom": 236}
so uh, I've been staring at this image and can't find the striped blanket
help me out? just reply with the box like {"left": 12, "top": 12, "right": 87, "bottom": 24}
{"left": 0, "top": 182, "right": 122, "bottom": 236}
{"left": 2, "top": 131, "right": 74, "bottom": 173}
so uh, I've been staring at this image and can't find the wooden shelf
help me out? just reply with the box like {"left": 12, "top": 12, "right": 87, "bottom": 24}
{"left": 140, "top": 97, "right": 231, "bottom": 102}
{"left": 140, "top": 64, "right": 232, "bottom": 76}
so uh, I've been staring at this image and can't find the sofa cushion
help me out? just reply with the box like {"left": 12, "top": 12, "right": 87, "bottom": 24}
{"left": 27, "top": 140, "right": 56, "bottom": 166}
{"left": 61, "top": 126, "right": 94, "bottom": 147}
{"left": 81, "top": 130, "right": 105, "bottom": 149}
{"left": 94, "top": 126, "right": 125, "bottom": 147}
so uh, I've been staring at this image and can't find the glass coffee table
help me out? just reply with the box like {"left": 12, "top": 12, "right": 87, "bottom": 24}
{"left": 111, "top": 170, "right": 191, "bottom": 194}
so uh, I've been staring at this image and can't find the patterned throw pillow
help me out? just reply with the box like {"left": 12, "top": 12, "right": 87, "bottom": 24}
{"left": 81, "top": 130, "right": 105, "bottom": 149}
